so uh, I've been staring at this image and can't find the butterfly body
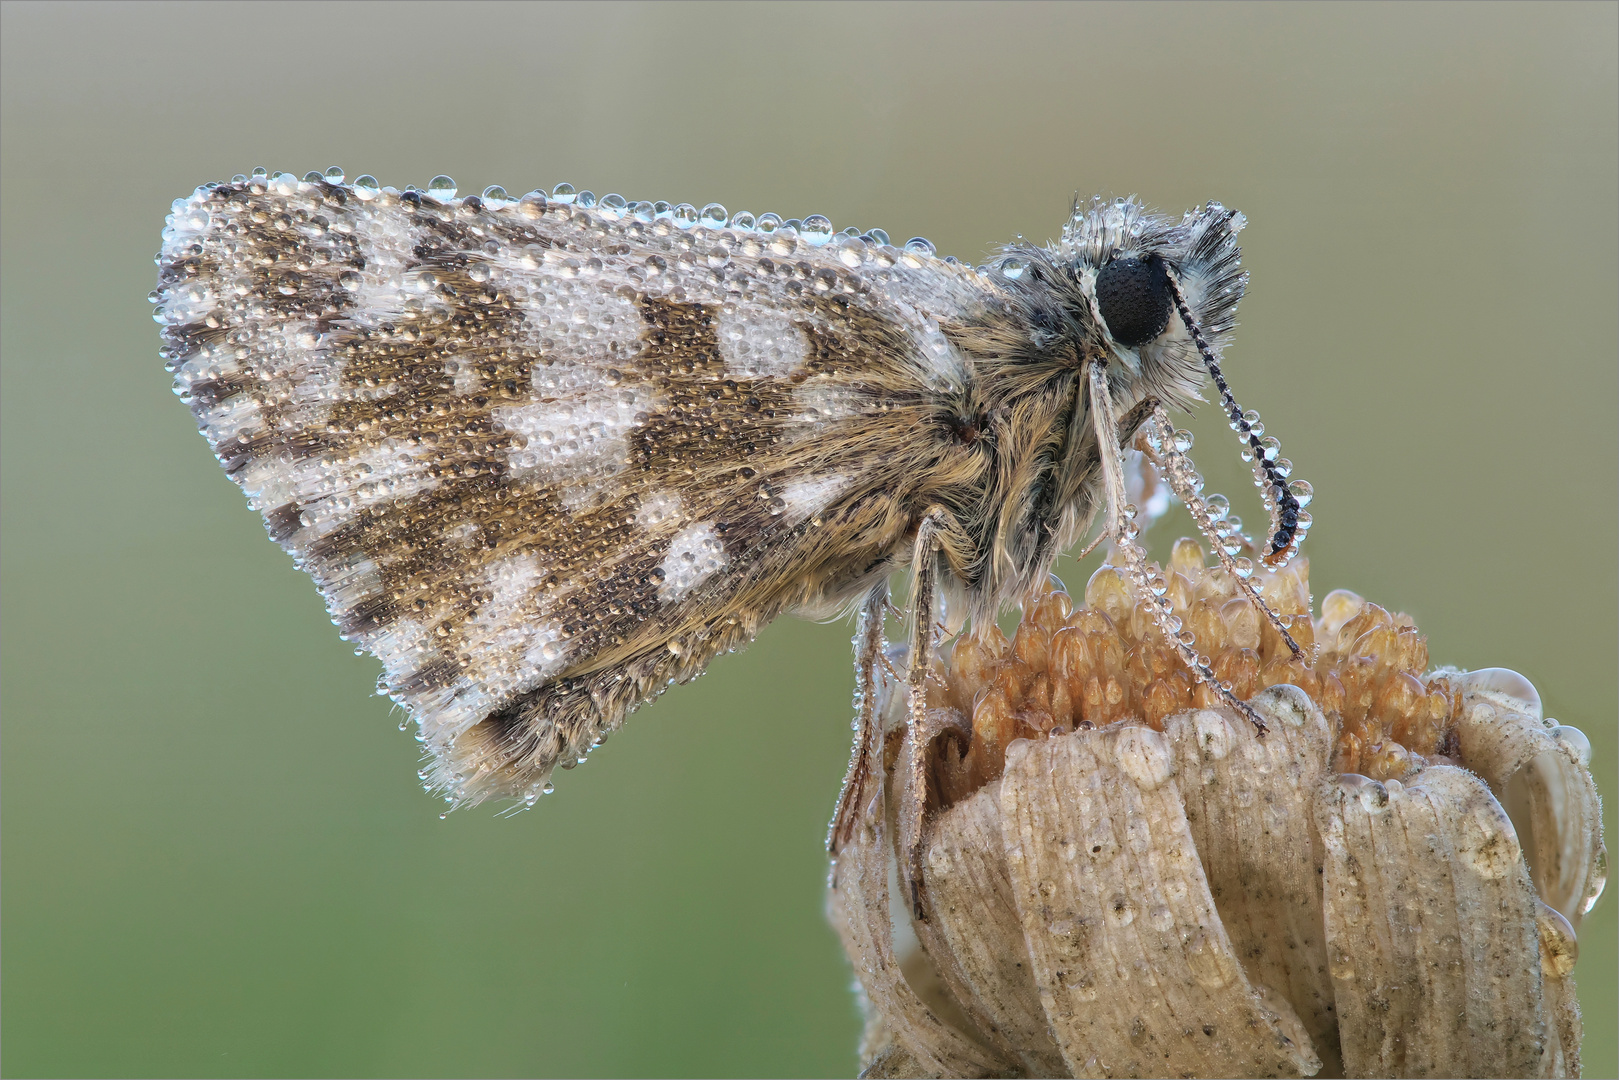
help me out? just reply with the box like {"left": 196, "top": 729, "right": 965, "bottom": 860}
{"left": 154, "top": 176, "right": 1259, "bottom": 808}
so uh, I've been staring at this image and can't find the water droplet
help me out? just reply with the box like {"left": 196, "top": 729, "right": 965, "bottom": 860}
{"left": 543, "top": 781, "right": 555, "bottom": 795}
{"left": 481, "top": 185, "right": 510, "bottom": 207}
{"left": 251, "top": 166, "right": 268, "bottom": 178}
{"left": 699, "top": 202, "right": 728, "bottom": 228}
{"left": 1348, "top": 774, "right": 1390, "bottom": 813}
{"left": 1205, "top": 493, "right": 1230, "bottom": 519}
{"left": 1537, "top": 905, "right": 1579, "bottom": 976}
{"left": 270, "top": 171, "right": 297, "bottom": 195}
{"left": 324, "top": 166, "right": 345, "bottom": 183}
{"left": 1107, "top": 896, "right": 1136, "bottom": 926}
{"left": 1173, "top": 428, "right": 1194, "bottom": 453}
{"left": 231, "top": 174, "right": 247, "bottom": 183}
{"left": 800, "top": 214, "right": 833, "bottom": 245}
{"left": 731, "top": 211, "right": 756, "bottom": 229}
{"left": 630, "top": 201, "right": 656, "bottom": 223}
{"left": 1260, "top": 436, "right": 1281, "bottom": 461}
{"left": 905, "top": 236, "right": 936, "bottom": 256}
{"left": 598, "top": 193, "right": 628, "bottom": 218}
{"left": 1582, "top": 847, "right": 1607, "bottom": 913}
{"left": 1232, "top": 556, "right": 1254, "bottom": 579}
{"left": 755, "top": 212, "right": 782, "bottom": 234}
{"left": 552, "top": 182, "right": 577, "bottom": 204}
{"left": 1460, "top": 668, "right": 1542, "bottom": 719}
{"left": 1287, "top": 479, "right": 1313, "bottom": 507}
{"left": 672, "top": 203, "right": 698, "bottom": 228}
{"left": 351, "top": 175, "right": 379, "bottom": 200}
{"left": 999, "top": 256, "right": 1027, "bottom": 279}
{"left": 783, "top": 218, "right": 803, "bottom": 232}
{"left": 652, "top": 200, "right": 672, "bottom": 219}
{"left": 427, "top": 175, "right": 458, "bottom": 201}
{"left": 1553, "top": 724, "right": 1592, "bottom": 766}
{"left": 303, "top": 170, "right": 324, "bottom": 183}
{"left": 575, "top": 190, "right": 597, "bottom": 208}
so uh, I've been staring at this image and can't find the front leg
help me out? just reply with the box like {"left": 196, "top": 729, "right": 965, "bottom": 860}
{"left": 900, "top": 506, "right": 954, "bottom": 920}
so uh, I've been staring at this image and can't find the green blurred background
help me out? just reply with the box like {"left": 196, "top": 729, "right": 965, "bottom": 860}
{"left": 2, "top": 2, "right": 1613, "bottom": 1076}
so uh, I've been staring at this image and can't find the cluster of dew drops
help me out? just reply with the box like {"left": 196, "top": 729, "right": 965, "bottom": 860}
{"left": 200, "top": 166, "right": 1063, "bottom": 815}
{"left": 225, "top": 166, "right": 1025, "bottom": 271}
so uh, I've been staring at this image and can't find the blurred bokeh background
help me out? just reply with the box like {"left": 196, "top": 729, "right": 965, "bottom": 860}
{"left": 2, "top": 2, "right": 1613, "bottom": 1076}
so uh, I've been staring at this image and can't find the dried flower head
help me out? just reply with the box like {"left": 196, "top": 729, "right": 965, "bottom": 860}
{"left": 828, "top": 543, "right": 1605, "bottom": 1078}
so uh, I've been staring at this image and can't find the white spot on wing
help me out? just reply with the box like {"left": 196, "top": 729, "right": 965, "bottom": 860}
{"left": 494, "top": 363, "right": 661, "bottom": 496}
{"left": 718, "top": 307, "right": 808, "bottom": 379}
{"left": 345, "top": 210, "right": 425, "bottom": 327}
{"left": 239, "top": 440, "right": 442, "bottom": 542}
{"left": 658, "top": 522, "right": 728, "bottom": 603}
{"left": 777, "top": 473, "right": 852, "bottom": 525}
{"left": 635, "top": 490, "right": 686, "bottom": 527}
{"left": 444, "top": 355, "right": 480, "bottom": 395}
{"left": 912, "top": 319, "right": 967, "bottom": 391}
{"left": 386, "top": 553, "right": 573, "bottom": 748}
{"left": 790, "top": 380, "right": 867, "bottom": 428}
{"left": 503, "top": 259, "right": 645, "bottom": 363}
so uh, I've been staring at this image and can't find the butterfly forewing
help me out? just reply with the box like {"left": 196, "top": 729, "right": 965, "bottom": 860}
{"left": 155, "top": 179, "right": 1002, "bottom": 804}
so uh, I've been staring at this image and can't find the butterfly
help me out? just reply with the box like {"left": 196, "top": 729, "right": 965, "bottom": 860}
{"left": 153, "top": 170, "right": 1311, "bottom": 902}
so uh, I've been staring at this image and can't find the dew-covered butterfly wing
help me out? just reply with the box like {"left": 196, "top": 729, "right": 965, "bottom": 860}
{"left": 154, "top": 171, "right": 1012, "bottom": 806}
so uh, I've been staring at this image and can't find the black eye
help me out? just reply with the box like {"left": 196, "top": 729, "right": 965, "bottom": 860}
{"left": 1094, "top": 254, "right": 1173, "bottom": 348}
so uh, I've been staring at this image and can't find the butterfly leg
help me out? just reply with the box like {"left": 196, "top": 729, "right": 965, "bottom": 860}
{"left": 1089, "top": 365, "right": 1272, "bottom": 737}
{"left": 1076, "top": 394, "right": 1165, "bottom": 560}
{"left": 829, "top": 583, "right": 891, "bottom": 855}
{"left": 898, "top": 506, "right": 952, "bottom": 920}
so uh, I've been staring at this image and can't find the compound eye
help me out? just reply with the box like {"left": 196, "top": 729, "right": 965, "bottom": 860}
{"left": 1094, "top": 254, "right": 1173, "bottom": 348}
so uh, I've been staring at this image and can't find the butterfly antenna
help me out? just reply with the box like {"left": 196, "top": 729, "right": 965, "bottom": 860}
{"left": 1165, "top": 277, "right": 1311, "bottom": 568}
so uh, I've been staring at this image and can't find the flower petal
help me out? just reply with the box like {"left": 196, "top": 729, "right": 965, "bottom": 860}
{"left": 1001, "top": 723, "right": 1321, "bottom": 1078}
{"left": 1316, "top": 767, "right": 1553, "bottom": 1077}
{"left": 1536, "top": 899, "right": 1583, "bottom": 1078}
{"left": 1454, "top": 669, "right": 1607, "bottom": 927}
{"left": 1165, "top": 686, "right": 1340, "bottom": 1069}
{"left": 924, "top": 780, "right": 1069, "bottom": 1077}
{"left": 829, "top": 678, "right": 1012, "bottom": 1078}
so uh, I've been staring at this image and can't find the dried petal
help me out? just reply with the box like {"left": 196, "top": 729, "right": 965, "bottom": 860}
{"left": 1452, "top": 669, "right": 1608, "bottom": 927}
{"left": 924, "top": 782, "right": 1068, "bottom": 1077}
{"left": 1166, "top": 687, "right": 1341, "bottom": 1071}
{"left": 999, "top": 723, "right": 1320, "bottom": 1078}
{"left": 1315, "top": 768, "right": 1550, "bottom": 1077}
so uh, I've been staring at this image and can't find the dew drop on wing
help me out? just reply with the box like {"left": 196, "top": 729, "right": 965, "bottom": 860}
{"left": 801, "top": 214, "right": 833, "bottom": 245}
